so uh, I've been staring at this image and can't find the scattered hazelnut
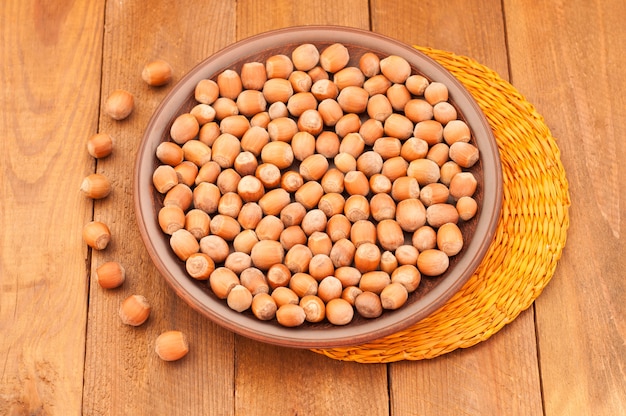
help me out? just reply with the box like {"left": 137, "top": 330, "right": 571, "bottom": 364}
{"left": 119, "top": 295, "right": 151, "bottom": 326}
{"left": 95, "top": 261, "right": 125, "bottom": 289}
{"left": 82, "top": 221, "right": 111, "bottom": 250}
{"left": 87, "top": 133, "right": 114, "bottom": 158}
{"left": 80, "top": 173, "right": 111, "bottom": 199}
{"left": 155, "top": 330, "right": 189, "bottom": 361}
{"left": 142, "top": 59, "right": 173, "bottom": 86}
{"left": 104, "top": 89, "right": 134, "bottom": 120}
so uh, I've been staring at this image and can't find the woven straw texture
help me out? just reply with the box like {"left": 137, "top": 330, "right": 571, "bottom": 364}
{"left": 312, "top": 47, "right": 571, "bottom": 363}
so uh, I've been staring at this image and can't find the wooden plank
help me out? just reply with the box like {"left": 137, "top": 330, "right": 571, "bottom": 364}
{"left": 233, "top": 2, "right": 389, "bottom": 415}
{"left": 235, "top": 338, "right": 388, "bottom": 416}
{"left": 0, "top": 1, "right": 104, "bottom": 414}
{"left": 81, "top": 1, "right": 238, "bottom": 414}
{"left": 371, "top": 0, "right": 509, "bottom": 76}
{"left": 371, "top": 1, "right": 543, "bottom": 414}
{"left": 504, "top": 1, "right": 626, "bottom": 415}
{"left": 236, "top": 0, "right": 370, "bottom": 40}
{"left": 389, "top": 311, "right": 543, "bottom": 415}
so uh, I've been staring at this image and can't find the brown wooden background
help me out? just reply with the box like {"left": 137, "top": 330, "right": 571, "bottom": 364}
{"left": 1, "top": 0, "right": 624, "bottom": 414}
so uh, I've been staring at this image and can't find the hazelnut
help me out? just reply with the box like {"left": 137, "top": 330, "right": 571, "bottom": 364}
{"left": 355, "top": 291, "right": 383, "bottom": 319}
{"left": 119, "top": 295, "right": 151, "bottom": 326}
{"left": 380, "top": 282, "right": 409, "bottom": 310}
{"left": 142, "top": 59, "right": 173, "bottom": 86}
{"left": 240, "top": 268, "right": 270, "bottom": 296}
{"left": 325, "top": 298, "right": 354, "bottom": 326}
{"left": 104, "top": 89, "right": 134, "bottom": 120}
{"left": 169, "top": 229, "right": 200, "bottom": 261}
{"left": 251, "top": 293, "right": 277, "bottom": 321}
{"left": 80, "top": 173, "right": 111, "bottom": 199}
{"left": 82, "top": 221, "right": 111, "bottom": 250}
{"left": 300, "top": 295, "right": 326, "bottom": 323}
{"left": 185, "top": 253, "right": 215, "bottom": 280}
{"left": 227, "top": 285, "right": 253, "bottom": 312}
{"left": 95, "top": 261, "right": 126, "bottom": 289}
{"left": 87, "top": 133, "right": 114, "bottom": 159}
{"left": 152, "top": 165, "right": 179, "bottom": 194}
{"left": 417, "top": 249, "right": 450, "bottom": 276}
{"left": 155, "top": 330, "right": 189, "bottom": 361}
{"left": 276, "top": 303, "right": 306, "bottom": 327}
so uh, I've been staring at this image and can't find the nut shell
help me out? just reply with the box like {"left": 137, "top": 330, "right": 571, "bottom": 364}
{"left": 376, "top": 219, "right": 405, "bottom": 251}
{"left": 251, "top": 293, "right": 277, "bottom": 321}
{"left": 319, "top": 43, "right": 350, "bottom": 73}
{"left": 325, "top": 298, "right": 354, "bottom": 326}
{"left": 156, "top": 141, "right": 184, "bottom": 166}
{"left": 436, "top": 222, "right": 464, "bottom": 257}
{"left": 291, "top": 43, "right": 320, "bottom": 71}
{"left": 359, "top": 271, "right": 391, "bottom": 295}
{"left": 80, "top": 173, "right": 111, "bottom": 199}
{"left": 289, "top": 272, "right": 318, "bottom": 297}
{"left": 379, "top": 55, "right": 411, "bottom": 84}
{"left": 329, "top": 238, "right": 356, "bottom": 268}
{"left": 456, "top": 196, "right": 478, "bottom": 221}
{"left": 355, "top": 291, "right": 383, "bottom": 319}
{"left": 241, "top": 62, "right": 267, "bottom": 91}
{"left": 83, "top": 221, "right": 111, "bottom": 250}
{"left": 174, "top": 161, "right": 198, "bottom": 187}
{"left": 380, "top": 282, "right": 409, "bottom": 310}
{"left": 250, "top": 240, "right": 285, "bottom": 271}
{"left": 185, "top": 208, "right": 211, "bottom": 240}
{"left": 155, "top": 330, "right": 189, "bottom": 362}
{"left": 391, "top": 264, "right": 421, "bottom": 293}
{"left": 158, "top": 205, "right": 186, "bottom": 235}
{"left": 240, "top": 267, "right": 269, "bottom": 295}
{"left": 190, "top": 103, "right": 217, "bottom": 125}
{"left": 119, "top": 295, "right": 151, "bottom": 326}
{"left": 170, "top": 113, "right": 200, "bottom": 145}
{"left": 142, "top": 59, "right": 173, "bottom": 86}
{"left": 209, "top": 267, "right": 240, "bottom": 299}
{"left": 185, "top": 252, "right": 215, "bottom": 280}
{"left": 276, "top": 303, "right": 306, "bottom": 327}
{"left": 417, "top": 249, "right": 450, "bottom": 276}
{"left": 449, "top": 141, "right": 480, "bottom": 168}
{"left": 87, "top": 133, "right": 114, "bottom": 158}
{"left": 358, "top": 52, "right": 380, "bottom": 77}
{"left": 227, "top": 285, "right": 253, "bottom": 312}
{"left": 169, "top": 228, "right": 200, "bottom": 261}
{"left": 217, "top": 69, "right": 243, "bottom": 100}
{"left": 195, "top": 79, "right": 219, "bottom": 105}
{"left": 317, "top": 276, "right": 343, "bottom": 303}
{"left": 104, "top": 89, "right": 134, "bottom": 120}
{"left": 300, "top": 295, "right": 326, "bottom": 323}
{"left": 96, "top": 261, "right": 126, "bottom": 289}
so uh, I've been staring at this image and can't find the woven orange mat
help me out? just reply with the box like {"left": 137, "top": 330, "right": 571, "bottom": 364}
{"left": 312, "top": 47, "right": 571, "bottom": 363}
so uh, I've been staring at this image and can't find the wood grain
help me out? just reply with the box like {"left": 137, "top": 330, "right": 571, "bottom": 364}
{"left": 1, "top": 0, "right": 624, "bottom": 414}
{"left": 81, "top": 1, "right": 238, "bottom": 414}
{"left": 371, "top": 0, "right": 510, "bottom": 76}
{"left": 389, "top": 311, "right": 543, "bottom": 416}
{"left": 235, "top": 337, "right": 388, "bottom": 415}
{"left": 504, "top": 1, "right": 626, "bottom": 414}
{"left": 371, "top": 1, "right": 543, "bottom": 415}
{"left": 0, "top": 1, "right": 103, "bottom": 414}
{"left": 236, "top": 0, "right": 371, "bottom": 39}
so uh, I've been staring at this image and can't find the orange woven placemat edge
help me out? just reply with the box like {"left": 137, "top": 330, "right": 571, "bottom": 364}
{"left": 311, "top": 46, "right": 571, "bottom": 363}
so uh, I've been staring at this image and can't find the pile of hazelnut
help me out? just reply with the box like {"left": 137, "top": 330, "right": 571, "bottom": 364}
{"left": 152, "top": 43, "right": 480, "bottom": 328}
{"left": 81, "top": 59, "right": 188, "bottom": 361}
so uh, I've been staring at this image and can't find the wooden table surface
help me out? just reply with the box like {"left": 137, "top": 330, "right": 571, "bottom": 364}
{"left": 2, "top": 1, "right": 625, "bottom": 415}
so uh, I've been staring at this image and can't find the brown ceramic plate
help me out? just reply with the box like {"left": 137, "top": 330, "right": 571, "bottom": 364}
{"left": 134, "top": 26, "right": 502, "bottom": 348}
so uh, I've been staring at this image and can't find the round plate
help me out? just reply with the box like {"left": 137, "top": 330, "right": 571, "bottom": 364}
{"left": 134, "top": 25, "right": 502, "bottom": 348}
